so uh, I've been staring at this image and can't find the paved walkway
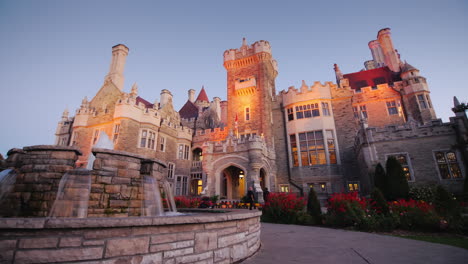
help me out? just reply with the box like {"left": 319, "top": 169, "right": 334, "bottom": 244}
{"left": 242, "top": 223, "right": 468, "bottom": 264}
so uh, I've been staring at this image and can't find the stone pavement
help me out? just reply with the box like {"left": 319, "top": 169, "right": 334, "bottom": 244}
{"left": 241, "top": 223, "right": 468, "bottom": 264}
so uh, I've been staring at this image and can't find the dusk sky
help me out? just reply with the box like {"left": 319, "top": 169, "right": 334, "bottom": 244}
{"left": 0, "top": 0, "right": 467, "bottom": 157}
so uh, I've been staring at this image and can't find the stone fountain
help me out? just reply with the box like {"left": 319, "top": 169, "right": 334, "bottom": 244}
{"left": 0, "top": 143, "right": 261, "bottom": 263}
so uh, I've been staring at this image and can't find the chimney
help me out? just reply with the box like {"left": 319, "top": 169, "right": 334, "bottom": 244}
{"left": 105, "top": 44, "right": 129, "bottom": 91}
{"left": 213, "top": 97, "right": 221, "bottom": 120}
{"left": 160, "top": 89, "right": 173, "bottom": 107}
{"left": 377, "top": 28, "right": 400, "bottom": 72}
{"left": 368, "top": 40, "right": 385, "bottom": 67}
{"left": 188, "top": 89, "right": 196, "bottom": 103}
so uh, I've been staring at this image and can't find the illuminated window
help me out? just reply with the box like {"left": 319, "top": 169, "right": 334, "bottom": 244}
{"left": 295, "top": 103, "right": 320, "bottom": 119}
{"left": 309, "top": 183, "right": 327, "bottom": 193}
{"left": 347, "top": 181, "right": 360, "bottom": 191}
{"left": 417, "top": 94, "right": 428, "bottom": 109}
{"left": 245, "top": 107, "right": 250, "bottom": 121}
{"left": 140, "top": 129, "right": 156, "bottom": 150}
{"left": 167, "top": 162, "right": 175, "bottom": 179}
{"left": 386, "top": 101, "right": 398, "bottom": 115}
{"left": 322, "top": 102, "right": 331, "bottom": 116}
{"left": 279, "top": 184, "right": 290, "bottom": 193}
{"left": 159, "top": 136, "right": 166, "bottom": 152}
{"left": 326, "top": 130, "right": 337, "bottom": 164}
{"left": 299, "top": 131, "right": 326, "bottom": 166}
{"left": 290, "top": 134, "right": 299, "bottom": 167}
{"left": 292, "top": 130, "right": 337, "bottom": 167}
{"left": 386, "top": 153, "right": 413, "bottom": 181}
{"left": 434, "top": 151, "right": 462, "bottom": 179}
{"left": 113, "top": 124, "right": 120, "bottom": 144}
{"left": 287, "top": 107, "right": 294, "bottom": 121}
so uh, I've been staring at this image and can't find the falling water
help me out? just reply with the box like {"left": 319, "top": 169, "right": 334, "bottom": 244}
{"left": 143, "top": 176, "right": 165, "bottom": 216}
{"left": 48, "top": 170, "right": 91, "bottom": 218}
{"left": 163, "top": 181, "right": 177, "bottom": 213}
{"left": 87, "top": 131, "right": 114, "bottom": 170}
{"left": 0, "top": 169, "right": 16, "bottom": 201}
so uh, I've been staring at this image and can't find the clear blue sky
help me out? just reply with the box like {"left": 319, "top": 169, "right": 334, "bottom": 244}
{"left": 1, "top": 0, "right": 467, "bottom": 157}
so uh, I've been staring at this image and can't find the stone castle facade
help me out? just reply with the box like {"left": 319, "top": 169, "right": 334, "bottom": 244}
{"left": 55, "top": 28, "right": 467, "bottom": 201}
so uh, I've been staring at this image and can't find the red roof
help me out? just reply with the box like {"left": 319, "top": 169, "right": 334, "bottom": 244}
{"left": 343, "top": 66, "right": 401, "bottom": 90}
{"left": 136, "top": 96, "right": 154, "bottom": 108}
{"left": 196, "top": 87, "right": 209, "bottom": 102}
{"left": 179, "top": 100, "right": 199, "bottom": 119}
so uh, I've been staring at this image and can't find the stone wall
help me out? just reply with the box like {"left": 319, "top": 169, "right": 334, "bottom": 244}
{"left": 0, "top": 210, "right": 261, "bottom": 264}
{"left": 0, "top": 146, "right": 81, "bottom": 217}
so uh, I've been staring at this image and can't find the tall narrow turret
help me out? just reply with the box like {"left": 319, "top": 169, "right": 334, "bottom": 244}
{"left": 377, "top": 28, "right": 400, "bottom": 72}
{"left": 368, "top": 40, "right": 385, "bottom": 68}
{"left": 104, "top": 44, "right": 129, "bottom": 91}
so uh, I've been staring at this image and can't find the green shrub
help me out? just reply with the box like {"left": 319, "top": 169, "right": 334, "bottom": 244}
{"left": 261, "top": 193, "right": 306, "bottom": 224}
{"left": 370, "top": 188, "right": 389, "bottom": 215}
{"left": 409, "top": 186, "right": 437, "bottom": 203}
{"left": 389, "top": 199, "right": 440, "bottom": 231}
{"left": 374, "top": 163, "right": 386, "bottom": 193}
{"left": 324, "top": 192, "right": 367, "bottom": 228}
{"left": 385, "top": 157, "right": 409, "bottom": 200}
{"left": 307, "top": 188, "right": 322, "bottom": 225}
{"left": 434, "top": 185, "right": 462, "bottom": 231}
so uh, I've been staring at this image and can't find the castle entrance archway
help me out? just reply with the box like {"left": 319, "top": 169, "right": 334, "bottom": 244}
{"left": 220, "top": 166, "right": 245, "bottom": 200}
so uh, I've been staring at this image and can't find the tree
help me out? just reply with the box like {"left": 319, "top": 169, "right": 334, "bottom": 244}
{"left": 385, "top": 156, "right": 409, "bottom": 200}
{"left": 307, "top": 188, "right": 322, "bottom": 225}
{"left": 370, "top": 188, "right": 389, "bottom": 215}
{"left": 374, "top": 163, "right": 386, "bottom": 194}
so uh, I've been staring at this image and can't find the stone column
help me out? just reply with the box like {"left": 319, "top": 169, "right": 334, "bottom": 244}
{"left": 249, "top": 163, "right": 264, "bottom": 203}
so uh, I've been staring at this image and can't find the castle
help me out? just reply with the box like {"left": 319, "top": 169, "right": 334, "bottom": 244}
{"left": 55, "top": 28, "right": 467, "bottom": 202}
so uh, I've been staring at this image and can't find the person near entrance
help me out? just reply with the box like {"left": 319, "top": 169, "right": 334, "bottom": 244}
{"left": 247, "top": 186, "right": 255, "bottom": 210}
{"left": 263, "top": 187, "right": 270, "bottom": 203}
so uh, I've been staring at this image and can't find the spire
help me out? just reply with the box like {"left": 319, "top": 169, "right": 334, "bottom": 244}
{"left": 130, "top": 82, "right": 138, "bottom": 97}
{"left": 104, "top": 44, "right": 129, "bottom": 91}
{"left": 334, "top": 63, "right": 343, "bottom": 83}
{"left": 62, "top": 108, "right": 69, "bottom": 121}
{"left": 242, "top": 37, "right": 247, "bottom": 47}
{"left": 196, "top": 86, "right": 209, "bottom": 102}
{"left": 301, "top": 80, "right": 308, "bottom": 90}
{"left": 454, "top": 96, "right": 460, "bottom": 107}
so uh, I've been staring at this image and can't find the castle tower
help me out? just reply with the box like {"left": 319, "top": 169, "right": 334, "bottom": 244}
{"left": 104, "top": 44, "right": 129, "bottom": 91}
{"left": 401, "top": 63, "right": 436, "bottom": 123}
{"left": 377, "top": 28, "right": 400, "bottom": 72}
{"left": 368, "top": 40, "right": 385, "bottom": 68}
{"left": 223, "top": 38, "right": 278, "bottom": 146}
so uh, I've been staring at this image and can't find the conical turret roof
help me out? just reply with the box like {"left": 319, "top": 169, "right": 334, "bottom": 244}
{"left": 196, "top": 86, "right": 209, "bottom": 102}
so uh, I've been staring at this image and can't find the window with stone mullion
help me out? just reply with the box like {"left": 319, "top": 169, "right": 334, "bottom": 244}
{"left": 299, "top": 131, "right": 326, "bottom": 166}
{"left": 435, "top": 151, "right": 462, "bottom": 179}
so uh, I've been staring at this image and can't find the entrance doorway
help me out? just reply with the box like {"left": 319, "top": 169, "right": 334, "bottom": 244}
{"left": 260, "top": 168, "right": 266, "bottom": 190}
{"left": 220, "top": 166, "right": 245, "bottom": 200}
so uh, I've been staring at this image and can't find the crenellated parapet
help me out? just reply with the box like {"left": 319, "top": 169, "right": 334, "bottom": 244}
{"left": 281, "top": 81, "right": 336, "bottom": 107}
{"left": 193, "top": 127, "right": 229, "bottom": 143}
{"left": 223, "top": 39, "right": 277, "bottom": 73}
{"left": 114, "top": 93, "right": 161, "bottom": 126}
{"left": 201, "top": 134, "right": 272, "bottom": 157}
{"left": 355, "top": 119, "right": 456, "bottom": 148}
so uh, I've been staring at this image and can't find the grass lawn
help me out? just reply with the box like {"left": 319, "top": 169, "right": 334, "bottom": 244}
{"left": 394, "top": 234, "right": 468, "bottom": 250}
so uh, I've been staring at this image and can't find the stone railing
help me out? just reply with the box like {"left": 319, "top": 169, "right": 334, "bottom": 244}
{"left": 0, "top": 209, "right": 261, "bottom": 263}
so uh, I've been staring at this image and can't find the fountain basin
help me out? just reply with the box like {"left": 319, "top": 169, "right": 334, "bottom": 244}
{"left": 0, "top": 209, "right": 261, "bottom": 263}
